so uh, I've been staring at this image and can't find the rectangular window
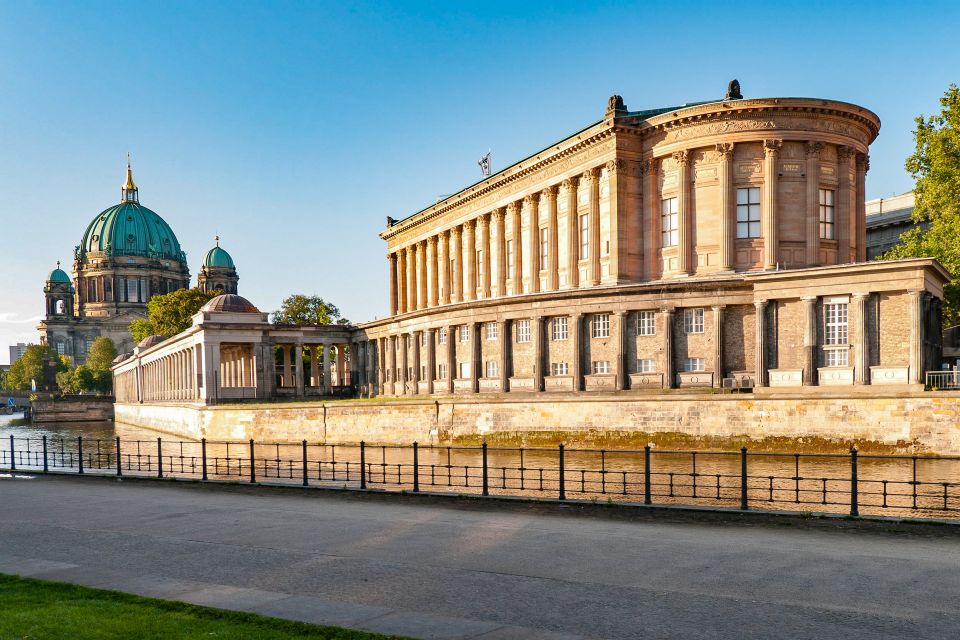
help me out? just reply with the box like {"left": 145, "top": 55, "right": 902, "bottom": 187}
{"left": 684, "top": 358, "right": 706, "bottom": 372}
{"left": 485, "top": 360, "right": 498, "bottom": 378}
{"left": 437, "top": 363, "right": 447, "bottom": 380}
{"left": 579, "top": 214, "right": 590, "bottom": 259}
{"left": 126, "top": 279, "right": 139, "bottom": 303}
{"left": 636, "top": 311, "right": 656, "bottom": 336}
{"left": 637, "top": 358, "right": 656, "bottom": 373}
{"left": 736, "top": 187, "right": 761, "bottom": 238}
{"left": 459, "top": 361, "right": 470, "bottom": 379}
{"left": 661, "top": 197, "right": 679, "bottom": 247}
{"left": 552, "top": 317, "right": 568, "bottom": 341}
{"left": 824, "top": 302, "right": 848, "bottom": 345}
{"left": 460, "top": 325, "right": 470, "bottom": 342}
{"left": 819, "top": 189, "right": 835, "bottom": 240}
{"left": 592, "top": 313, "right": 610, "bottom": 339}
{"left": 683, "top": 308, "right": 704, "bottom": 334}
{"left": 486, "top": 322, "right": 498, "bottom": 340}
{"left": 55, "top": 341, "right": 65, "bottom": 355}
{"left": 539, "top": 227, "right": 549, "bottom": 268}
{"left": 825, "top": 349, "right": 849, "bottom": 367}
{"left": 592, "top": 360, "right": 611, "bottom": 374}
{"left": 438, "top": 328, "right": 447, "bottom": 344}
{"left": 506, "top": 240, "right": 514, "bottom": 274}
{"left": 551, "top": 362, "right": 569, "bottom": 376}
{"left": 517, "top": 319, "right": 531, "bottom": 343}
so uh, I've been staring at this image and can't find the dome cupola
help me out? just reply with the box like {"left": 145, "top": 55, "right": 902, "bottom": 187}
{"left": 203, "top": 236, "right": 235, "bottom": 268}
{"left": 198, "top": 235, "right": 239, "bottom": 295}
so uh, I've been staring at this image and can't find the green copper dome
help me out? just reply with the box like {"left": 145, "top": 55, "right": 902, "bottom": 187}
{"left": 48, "top": 267, "right": 71, "bottom": 283}
{"left": 203, "top": 245, "right": 235, "bottom": 269}
{"left": 80, "top": 201, "right": 186, "bottom": 264}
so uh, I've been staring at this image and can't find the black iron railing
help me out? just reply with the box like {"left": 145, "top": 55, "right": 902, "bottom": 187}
{"left": 2, "top": 434, "right": 958, "bottom": 519}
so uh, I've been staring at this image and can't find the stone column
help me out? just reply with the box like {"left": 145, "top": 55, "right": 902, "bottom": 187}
{"left": 571, "top": 313, "right": 583, "bottom": 392}
{"left": 308, "top": 345, "right": 319, "bottom": 387}
{"left": 533, "top": 316, "right": 545, "bottom": 392}
{"left": 851, "top": 293, "right": 870, "bottom": 385}
{"left": 754, "top": 300, "right": 768, "bottom": 387}
{"left": 282, "top": 345, "right": 293, "bottom": 388}
{"left": 399, "top": 335, "right": 409, "bottom": 395}
{"left": 412, "top": 331, "right": 422, "bottom": 394}
{"left": 616, "top": 310, "right": 629, "bottom": 390}
{"left": 605, "top": 159, "right": 628, "bottom": 283}
{"left": 499, "top": 320, "right": 510, "bottom": 392}
{"left": 471, "top": 322, "right": 481, "bottom": 393}
{"left": 674, "top": 150, "right": 691, "bottom": 275}
{"left": 388, "top": 253, "right": 398, "bottom": 315}
{"left": 397, "top": 249, "right": 407, "bottom": 314}
{"left": 762, "top": 140, "right": 782, "bottom": 270}
{"left": 712, "top": 305, "right": 724, "bottom": 387}
{"left": 644, "top": 158, "right": 660, "bottom": 280}
{"left": 805, "top": 142, "right": 822, "bottom": 266}
{"left": 855, "top": 154, "right": 869, "bottom": 263}
{"left": 908, "top": 290, "right": 924, "bottom": 384}
{"left": 438, "top": 231, "right": 449, "bottom": 305}
{"left": 426, "top": 237, "right": 438, "bottom": 308}
{"left": 563, "top": 178, "right": 579, "bottom": 289}
{"left": 463, "top": 219, "right": 476, "bottom": 301}
{"left": 509, "top": 202, "right": 523, "bottom": 291}
{"left": 479, "top": 214, "right": 491, "bottom": 298}
{"left": 802, "top": 296, "right": 818, "bottom": 385}
{"left": 451, "top": 226, "right": 463, "bottom": 303}
{"left": 587, "top": 168, "right": 601, "bottom": 285}
{"left": 837, "top": 145, "right": 854, "bottom": 264}
{"left": 446, "top": 325, "right": 456, "bottom": 394}
{"left": 545, "top": 186, "right": 559, "bottom": 290}
{"left": 294, "top": 343, "right": 304, "bottom": 396}
{"left": 524, "top": 194, "right": 540, "bottom": 294}
{"left": 322, "top": 342, "right": 332, "bottom": 395}
{"left": 426, "top": 328, "right": 436, "bottom": 394}
{"left": 661, "top": 309, "right": 674, "bottom": 389}
{"left": 493, "top": 209, "right": 506, "bottom": 297}
{"left": 406, "top": 246, "right": 417, "bottom": 312}
{"left": 716, "top": 144, "right": 735, "bottom": 272}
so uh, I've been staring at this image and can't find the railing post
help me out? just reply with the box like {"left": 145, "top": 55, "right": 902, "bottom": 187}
{"left": 644, "top": 445, "right": 652, "bottom": 505}
{"left": 42, "top": 435, "right": 48, "bottom": 473}
{"left": 359, "top": 441, "right": 366, "bottom": 489}
{"left": 9, "top": 434, "right": 15, "bottom": 471}
{"left": 558, "top": 444, "right": 566, "bottom": 501}
{"left": 116, "top": 436, "right": 122, "bottom": 477}
{"left": 412, "top": 441, "right": 420, "bottom": 493}
{"left": 249, "top": 439, "right": 256, "bottom": 484}
{"left": 157, "top": 437, "right": 163, "bottom": 478}
{"left": 302, "top": 440, "right": 308, "bottom": 486}
{"left": 201, "top": 438, "right": 208, "bottom": 480}
{"left": 78, "top": 436, "right": 84, "bottom": 474}
{"left": 740, "top": 447, "right": 749, "bottom": 510}
{"left": 482, "top": 442, "right": 489, "bottom": 496}
{"left": 850, "top": 446, "right": 859, "bottom": 517}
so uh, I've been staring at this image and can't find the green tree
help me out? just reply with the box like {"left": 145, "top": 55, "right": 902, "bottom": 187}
{"left": 271, "top": 295, "right": 349, "bottom": 325}
{"left": 57, "top": 365, "right": 95, "bottom": 395}
{"left": 129, "top": 288, "right": 222, "bottom": 341}
{"left": 6, "top": 344, "right": 66, "bottom": 392}
{"left": 881, "top": 84, "right": 960, "bottom": 325}
{"left": 85, "top": 336, "right": 117, "bottom": 371}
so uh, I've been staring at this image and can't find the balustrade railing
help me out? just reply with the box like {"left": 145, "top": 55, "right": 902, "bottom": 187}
{"left": 925, "top": 370, "right": 960, "bottom": 390}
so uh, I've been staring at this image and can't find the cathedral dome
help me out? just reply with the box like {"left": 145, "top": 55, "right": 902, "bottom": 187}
{"left": 201, "top": 294, "right": 259, "bottom": 313}
{"left": 48, "top": 266, "right": 71, "bottom": 283}
{"left": 203, "top": 245, "right": 234, "bottom": 269}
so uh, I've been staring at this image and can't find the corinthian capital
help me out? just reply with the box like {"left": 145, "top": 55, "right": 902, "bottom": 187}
{"left": 837, "top": 145, "right": 854, "bottom": 161}
{"left": 643, "top": 157, "right": 658, "bottom": 176}
{"left": 523, "top": 194, "right": 537, "bottom": 207}
{"left": 763, "top": 139, "right": 783, "bottom": 155}
{"left": 805, "top": 141, "right": 823, "bottom": 158}
{"left": 506, "top": 201, "right": 519, "bottom": 215}
{"left": 715, "top": 142, "right": 735, "bottom": 157}
{"left": 492, "top": 207, "right": 506, "bottom": 222}
{"left": 561, "top": 177, "right": 578, "bottom": 190}
{"left": 540, "top": 185, "right": 559, "bottom": 200}
{"left": 672, "top": 149, "right": 690, "bottom": 166}
{"left": 856, "top": 153, "right": 870, "bottom": 173}
{"left": 605, "top": 158, "right": 627, "bottom": 175}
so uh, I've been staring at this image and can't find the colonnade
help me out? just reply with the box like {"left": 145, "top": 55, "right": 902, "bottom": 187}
{"left": 138, "top": 346, "right": 198, "bottom": 402}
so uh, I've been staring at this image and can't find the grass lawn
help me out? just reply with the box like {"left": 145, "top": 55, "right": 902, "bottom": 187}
{"left": 0, "top": 574, "right": 408, "bottom": 639}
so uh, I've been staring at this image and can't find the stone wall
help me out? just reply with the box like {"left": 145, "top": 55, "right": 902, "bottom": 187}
{"left": 32, "top": 396, "right": 114, "bottom": 423}
{"left": 115, "top": 392, "right": 960, "bottom": 453}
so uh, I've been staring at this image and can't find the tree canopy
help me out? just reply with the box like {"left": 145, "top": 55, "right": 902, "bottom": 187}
{"left": 6, "top": 344, "right": 66, "bottom": 392}
{"left": 271, "top": 295, "right": 348, "bottom": 325}
{"left": 55, "top": 336, "right": 117, "bottom": 395}
{"left": 130, "top": 288, "right": 222, "bottom": 342}
{"left": 881, "top": 84, "right": 960, "bottom": 325}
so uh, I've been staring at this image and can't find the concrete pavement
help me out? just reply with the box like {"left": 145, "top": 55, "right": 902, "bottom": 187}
{"left": 0, "top": 474, "right": 958, "bottom": 639}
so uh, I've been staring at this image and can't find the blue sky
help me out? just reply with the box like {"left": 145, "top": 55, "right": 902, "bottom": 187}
{"left": 1, "top": 0, "right": 957, "bottom": 362}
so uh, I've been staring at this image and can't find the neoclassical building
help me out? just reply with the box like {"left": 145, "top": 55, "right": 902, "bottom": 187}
{"left": 39, "top": 163, "right": 241, "bottom": 363}
{"left": 114, "top": 82, "right": 949, "bottom": 405}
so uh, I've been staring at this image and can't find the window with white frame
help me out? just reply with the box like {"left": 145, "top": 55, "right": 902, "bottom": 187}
{"left": 517, "top": 319, "right": 531, "bottom": 343}
{"left": 819, "top": 189, "right": 835, "bottom": 240}
{"left": 637, "top": 358, "right": 656, "bottom": 373}
{"left": 592, "top": 313, "right": 610, "bottom": 338}
{"left": 736, "top": 187, "right": 761, "bottom": 238}
{"left": 485, "top": 360, "right": 498, "bottom": 378}
{"left": 460, "top": 325, "right": 470, "bottom": 342}
{"left": 824, "top": 299, "right": 849, "bottom": 367}
{"left": 552, "top": 316, "right": 568, "bottom": 341}
{"left": 486, "top": 322, "right": 498, "bottom": 340}
{"left": 636, "top": 310, "right": 655, "bottom": 336}
{"left": 683, "top": 308, "right": 704, "bottom": 334}
{"left": 661, "top": 197, "right": 678, "bottom": 247}
{"left": 684, "top": 358, "right": 706, "bottom": 372}
{"left": 55, "top": 340, "right": 65, "bottom": 355}
{"left": 551, "top": 362, "right": 569, "bottom": 376}
{"left": 438, "top": 328, "right": 447, "bottom": 344}
{"left": 579, "top": 214, "right": 590, "bottom": 259}
{"left": 592, "top": 360, "right": 611, "bottom": 374}
{"left": 539, "top": 227, "right": 549, "bottom": 268}
{"left": 506, "top": 240, "right": 514, "bottom": 274}
{"left": 437, "top": 363, "right": 448, "bottom": 380}
{"left": 459, "top": 361, "right": 471, "bottom": 379}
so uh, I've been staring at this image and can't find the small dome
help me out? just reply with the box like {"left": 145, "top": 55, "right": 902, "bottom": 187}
{"left": 112, "top": 353, "right": 131, "bottom": 364}
{"left": 203, "top": 246, "right": 235, "bottom": 269}
{"left": 48, "top": 267, "right": 71, "bottom": 284}
{"left": 201, "top": 294, "right": 259, "bottom": 313}
{"left": 137, "top": 335, "right": 166, "bottom": 349}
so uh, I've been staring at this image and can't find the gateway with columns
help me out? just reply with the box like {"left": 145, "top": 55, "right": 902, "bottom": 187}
{"left": 113, "top": 82, "right": 949, "bottom": 403}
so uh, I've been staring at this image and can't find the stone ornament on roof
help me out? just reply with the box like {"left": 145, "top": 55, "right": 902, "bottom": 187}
{"left": 725, "top": 79, "right": 743, "bottom": 100}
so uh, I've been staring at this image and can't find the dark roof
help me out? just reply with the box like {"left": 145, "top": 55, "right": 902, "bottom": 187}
{"left": 201, "top": 294, "right": 260, "bottom": 313}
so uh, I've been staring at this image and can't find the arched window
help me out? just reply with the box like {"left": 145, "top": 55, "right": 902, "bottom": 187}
{"left": 55, "top": 300, "right": 65, "bottom": 315}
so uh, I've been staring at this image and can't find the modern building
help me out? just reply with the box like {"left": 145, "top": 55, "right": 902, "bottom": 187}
{"left": 114, "top": 82, "right": 949, "bottom": 404}
{"left": 38, "top": 163, "right": 240, "bottom": 363}
{"left": 8, "top": 343, "right": 28, "bottom": 365}
{"left": 865, "top": 191, "right": 928, "bottom": 259}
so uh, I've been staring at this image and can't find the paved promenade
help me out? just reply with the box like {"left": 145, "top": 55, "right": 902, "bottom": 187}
{"left": 0, "top": 475, "right": 958, "bottom": 639}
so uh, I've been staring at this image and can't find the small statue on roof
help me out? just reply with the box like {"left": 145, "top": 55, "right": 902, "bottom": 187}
{"left": 386, "top": 216, "right": 396, "bottom": 228}
{"left": 725, "top": 79, "right": 743, "bottom": 100}
{"left": 606, "top": 94, "right": 627, "bottom": 117}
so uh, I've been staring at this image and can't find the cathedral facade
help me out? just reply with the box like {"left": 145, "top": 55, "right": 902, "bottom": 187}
{"left": 38, "top": 163, "right": 239, "bottom": 363}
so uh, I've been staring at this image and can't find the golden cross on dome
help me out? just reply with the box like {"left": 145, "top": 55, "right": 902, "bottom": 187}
{"left": 215, "top": 235, "right": 220, "bottom": 247}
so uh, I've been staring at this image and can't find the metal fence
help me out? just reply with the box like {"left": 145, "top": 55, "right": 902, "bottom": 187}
{"left": 2, "top": 434, "right": 959, "bottom": 519}
{"left": 926, "top": 371, "right": 960, "bottom": 390}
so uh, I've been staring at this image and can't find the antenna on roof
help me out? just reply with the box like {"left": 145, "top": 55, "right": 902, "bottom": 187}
{"left": 478, "top": 150, "right": 491, "bottom": 178}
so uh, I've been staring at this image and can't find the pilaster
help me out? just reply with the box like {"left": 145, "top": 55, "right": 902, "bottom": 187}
{"left": 802, "top": 296, "right": 818, "bottom": 385}
{"left": 712, "top": 305, "right": 724, "bottom": 387}
{"left": 754, "top": 300, "right": 768, "bottom": 387}
{"left": 716, "top": 144, "right": 735, "bottom": 272}
{"left": 805, "top": 142, "right": 822, "bottom": 266}
{"left": 673, "top": 150, "right": 691, "bottom": 275}
{"left": 852, "top": 293, "right": 870, "bottom": 385}
{"left": 837, "top": 145, "right": 854, "bottom": 264}
{"left": 661, "top": 308, "right": 674, "bottom": 388}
